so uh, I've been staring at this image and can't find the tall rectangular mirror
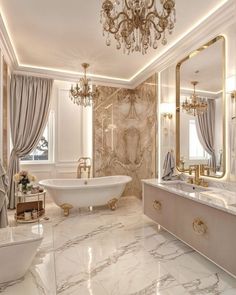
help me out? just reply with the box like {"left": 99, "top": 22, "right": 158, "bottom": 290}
{"left": 176, "top": 36, "right": 225, "bottom": 178}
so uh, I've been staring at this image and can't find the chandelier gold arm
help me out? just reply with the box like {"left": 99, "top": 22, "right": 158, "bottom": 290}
{"left": 107, "top": 17, "right": 132, "bottom": 35}
{"left": 146, "top": 9, "right": 172, "bottom": 23}
{"left": 107, "top": 10, "right": 130, "bottom": 22}
{"left": 124, "top": 0, "right": 155, "bottom": 10}
{"left": 148, "top": 19, "right": 165, "bottom": 34}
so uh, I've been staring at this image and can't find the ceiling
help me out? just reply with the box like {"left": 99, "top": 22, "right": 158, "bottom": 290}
{"left": 0, "top": 0, "right": 229, "bottom": 82}
{"left": 180, "top": 38, "right": 224, "bottom": 93}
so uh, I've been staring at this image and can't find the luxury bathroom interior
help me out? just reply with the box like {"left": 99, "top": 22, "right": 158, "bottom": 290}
{"left": 0, "top": 0, "right": 236, "bottom": 294}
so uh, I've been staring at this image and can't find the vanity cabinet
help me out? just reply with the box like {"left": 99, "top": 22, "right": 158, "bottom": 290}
{"left": 143, "top": 183, "right": 236, "bottom": 277}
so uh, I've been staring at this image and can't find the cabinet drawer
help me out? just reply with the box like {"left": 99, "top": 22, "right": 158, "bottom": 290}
{"left": 175, "top": 196, "right": 236, "bottom": 276}
{"left": 143, "top": 183, "right": 236, "bottom": 276}
{"left": 143, "top": 184, "right": 177, "bottom": 234}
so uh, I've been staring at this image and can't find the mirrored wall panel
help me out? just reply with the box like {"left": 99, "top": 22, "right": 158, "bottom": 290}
{"left": 176, "top": 36, "right": 225, "bottom": 178}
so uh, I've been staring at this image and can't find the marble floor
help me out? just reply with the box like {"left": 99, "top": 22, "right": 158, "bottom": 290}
{"left": 1, "top": 196, "right": 236, "bottom": 295}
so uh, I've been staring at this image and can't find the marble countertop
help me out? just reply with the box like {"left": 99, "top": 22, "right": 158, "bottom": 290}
{"left": 142, "top": 179, "right": 236, "bottom": 216}
{"left": 0, "top": 224, "right": 43, "bottom": 247}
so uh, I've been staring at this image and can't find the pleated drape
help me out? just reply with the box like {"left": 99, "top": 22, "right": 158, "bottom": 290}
{"left": 196, "top": 99, "right": 216, "bottom": 172}
{"left": 7, "top": 75, "right": 53, "bottom": 209}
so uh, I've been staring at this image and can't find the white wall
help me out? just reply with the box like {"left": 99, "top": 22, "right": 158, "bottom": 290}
{"left": 21, "top": 80, "right": 93, "bottom": 181}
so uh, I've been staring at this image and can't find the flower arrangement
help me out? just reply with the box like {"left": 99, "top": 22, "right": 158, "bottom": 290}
{"left": 14, "top": 170, "right": 36, "bottom": 193}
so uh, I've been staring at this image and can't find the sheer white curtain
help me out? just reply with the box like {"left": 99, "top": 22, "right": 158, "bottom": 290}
{"left": 7, "top": 75, "right": 53, "bottom": 209}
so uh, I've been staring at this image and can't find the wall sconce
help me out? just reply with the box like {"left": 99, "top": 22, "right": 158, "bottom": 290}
{"left": 160, "top": 103, "right": 174, "bottom": 119}
{"left": 227, "top": 75, "right": 236, "bottom": 99}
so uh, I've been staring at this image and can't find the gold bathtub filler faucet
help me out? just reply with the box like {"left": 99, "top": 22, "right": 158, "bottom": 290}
{"left": 77, "top": 157, "right": 92, "bottom": 179}
{"left": 188, "top": 165, "right": 208, "bottom": 187}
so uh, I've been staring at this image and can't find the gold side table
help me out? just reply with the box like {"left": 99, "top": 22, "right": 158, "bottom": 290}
{"left": 15, "top": 190, "right": 46, "bottom": 224}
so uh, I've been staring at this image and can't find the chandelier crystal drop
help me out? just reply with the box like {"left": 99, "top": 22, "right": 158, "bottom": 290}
{"left": 100, "top": 0, "right": 176, "bottom": 55}
{"left": 69, "top": 63, "right": 99, "bottom": 107}
{"left": 182, "top": 81, "right": 208, "bottom": 116}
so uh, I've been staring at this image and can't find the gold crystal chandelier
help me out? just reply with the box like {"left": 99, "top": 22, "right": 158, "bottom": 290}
{"left": 69, "top": 63, "right": 99, "bottom": 107}
{"left": 100, "top": 0, "right": 176, "bottom": 54}
{"left": 182, "top": 81, "right": 208, "bottom": 116}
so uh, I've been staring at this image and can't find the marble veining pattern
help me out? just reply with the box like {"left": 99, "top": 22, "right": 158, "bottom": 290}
{"left": 93, "top": 75, "right": 157, "bottom": 198}
{"left": 1, "top": 197, "right": 236, "bottom": 294}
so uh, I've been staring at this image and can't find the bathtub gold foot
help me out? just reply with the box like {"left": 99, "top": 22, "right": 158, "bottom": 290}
{"left": 107, "top": 198, "right": 118, "bottom": 211}
{"left": 60, "top": 203, "right": 73, "bottom": 217}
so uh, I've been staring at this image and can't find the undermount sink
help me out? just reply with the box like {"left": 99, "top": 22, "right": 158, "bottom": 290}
{"left": 161, "top": 182, "right": 209, "bottom": 193}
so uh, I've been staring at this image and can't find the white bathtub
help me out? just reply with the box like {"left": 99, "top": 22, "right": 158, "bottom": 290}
{"left": 0, "top": 226, "right": 43, "bottom": 283}
{"left": 39, "top": 175, "right": 132, "bottom": 215}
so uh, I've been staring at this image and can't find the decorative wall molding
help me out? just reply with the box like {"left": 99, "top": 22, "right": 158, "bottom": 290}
{"left": 0, "top": 0, "right": 235, "bottom": 88}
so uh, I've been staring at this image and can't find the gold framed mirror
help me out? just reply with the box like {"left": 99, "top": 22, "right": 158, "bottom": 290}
{"left": 176, "top": 36, "right": 225, "bottom": 178}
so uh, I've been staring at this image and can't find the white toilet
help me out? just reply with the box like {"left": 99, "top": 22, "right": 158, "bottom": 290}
{"left": 0, "top": 225, "right": 43, "bottom": 283}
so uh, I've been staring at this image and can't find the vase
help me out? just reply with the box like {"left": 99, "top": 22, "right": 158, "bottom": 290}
{"left": 21, "top": 184, "right": 28, "bottom": 194}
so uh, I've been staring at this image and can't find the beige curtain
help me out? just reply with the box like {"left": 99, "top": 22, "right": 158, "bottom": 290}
{"left": 8, "top": 75, "right": 53, "bottom": 209}
{"left": 0, "top": 160, "right": 8, "bottom": 227}
{"left": 196, "top": 99, "right": 216, "bottom": 172}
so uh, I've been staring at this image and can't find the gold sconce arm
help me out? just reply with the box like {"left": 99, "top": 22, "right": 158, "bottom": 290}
{"left": 163, "top": 113, "right": 173, "bottom": 119}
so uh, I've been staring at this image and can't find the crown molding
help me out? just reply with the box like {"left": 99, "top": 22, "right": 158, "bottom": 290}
{"left": 0, "top": 14, "right": 18, "bottom": 69}
{"left": 0, "top": 0, "right": 235, "bottom": 88}
{"left": 131, "top": 0, "right": 236, "bottom": 88}
{"left": 13, "top": 65, "right": 132, "bottom": 89}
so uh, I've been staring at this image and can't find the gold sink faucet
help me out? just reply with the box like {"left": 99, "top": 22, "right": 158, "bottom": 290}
{"left": 188, "top": 164, "right": 208, "bottom": 187}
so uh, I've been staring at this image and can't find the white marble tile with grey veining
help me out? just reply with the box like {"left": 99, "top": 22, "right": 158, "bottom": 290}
{"left": 2, "top": 196, "right": 236, "bottom": 295}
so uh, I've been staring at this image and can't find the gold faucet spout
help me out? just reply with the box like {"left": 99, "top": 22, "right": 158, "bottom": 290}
{"left": 187, "top": 164, "right": 208, "bottom": 187}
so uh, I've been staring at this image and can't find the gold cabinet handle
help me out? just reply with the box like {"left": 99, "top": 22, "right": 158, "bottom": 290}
{"left": 153, "top": 200, "right": 162, "bottom": 210}
{"left": 192, "top": 218, "right": 207, "bottom": 235}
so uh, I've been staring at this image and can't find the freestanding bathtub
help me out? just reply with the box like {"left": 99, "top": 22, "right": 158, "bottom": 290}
{"left": 39, "top": 175, "right": 132, "bottom": 216}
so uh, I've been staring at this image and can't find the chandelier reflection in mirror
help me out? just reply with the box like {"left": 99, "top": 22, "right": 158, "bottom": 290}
{"left": 69, "top": 63, "right": 99, "bottom": 107}
{"left": 100, "top": 0, "right": 176, "bottom": 54}
{"left": 182, "top": 81, "right": 208, "bottom": 116}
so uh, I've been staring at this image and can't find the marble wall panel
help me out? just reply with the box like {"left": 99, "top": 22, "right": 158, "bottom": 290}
{"left": 93, "top": 75, "right": 157, "bottom": 198}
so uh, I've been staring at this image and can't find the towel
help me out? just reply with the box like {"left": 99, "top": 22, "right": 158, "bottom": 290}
{"left": 162, "top": 151, "right": 175, "bottom": 181}
{"left": 0, "top": 161, "right": 8, "bottom": 228}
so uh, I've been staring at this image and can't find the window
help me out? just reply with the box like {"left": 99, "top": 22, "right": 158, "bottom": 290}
{"left": 189, "top": 119, "right": 209, "bottom": 160}
{"left": 21, "top": 111, "right": 54, "bottom": 163}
